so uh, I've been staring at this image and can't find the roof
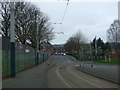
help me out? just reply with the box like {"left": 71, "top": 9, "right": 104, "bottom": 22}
{"left": 40, "top": 41, "right": 53, "bottom": 47}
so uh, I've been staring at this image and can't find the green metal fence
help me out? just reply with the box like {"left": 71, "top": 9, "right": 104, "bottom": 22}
{"left": 2, "top": 50, "right": 10, "bottom": 76}
{"left": 15, "top": 43, "right": 35, "bottom": 72}
{"left": 68, "top": 52, "right": 120, "bottom": 64}
{"left": 2, "top": 37, "right": 50, "bottom": 78}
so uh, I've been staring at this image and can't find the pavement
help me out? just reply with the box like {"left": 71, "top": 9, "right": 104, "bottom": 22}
{"left": 2, "top": 55, "right": 54, "bottom": 88}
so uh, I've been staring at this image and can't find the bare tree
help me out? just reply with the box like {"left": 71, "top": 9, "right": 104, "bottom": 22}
{"left": 28, "top": 11, "right": 54, "bottom": 48}
{"left": 64, "top": 37, "right": 80, "bottom": 52}
{"left": 73, "top": 30, "right": 87, "bottom": 44}
{"left": 107, "top": 20, "right": 120, "bottom": 43}
{"left": 0, "top": 2, "right": 10, "bottom": 38}
{"left": 0, "top": 2, "right": 54, "bottom": 49}
{"left": 107, "top": 20, "right": 120, "bottom": 54}
{"left": 64, "top": 30, "right": 87, "bottom": 53}
{"left": 15, "top": 2, "right": 37, "bottom": 44}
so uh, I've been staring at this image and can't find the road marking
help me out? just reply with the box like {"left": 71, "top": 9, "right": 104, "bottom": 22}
{"left": 72, "top": 66, "right": 103, "bottom": 88}
{"left": 57, "top": 65, "right": 103, "bottom": 88}
{"left": 67, "top": 60, "right": 75, "bottom": 63}
{"left": 81, "top": 78, "right": 103, "bottom": 88}
{"left": 67, "top": 60, "right": 72, "bottom": 63}
{"left": 56, "top": 66, "right": 74, "bottom": 88}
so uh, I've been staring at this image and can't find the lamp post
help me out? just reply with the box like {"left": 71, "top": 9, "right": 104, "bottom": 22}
{"left": 10, "top": 2, "right": 16, "bottom": 77}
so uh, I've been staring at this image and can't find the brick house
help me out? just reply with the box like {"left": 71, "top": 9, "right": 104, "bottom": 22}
{"left": 40, "top": 41, "right": 54, "bottom": 55}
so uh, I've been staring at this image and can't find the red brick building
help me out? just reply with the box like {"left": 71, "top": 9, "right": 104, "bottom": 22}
{"left": 40, "top": 41, "right": 54, "bottom": 54}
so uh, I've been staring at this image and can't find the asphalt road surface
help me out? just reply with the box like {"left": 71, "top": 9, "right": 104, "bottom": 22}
{"left": 77, "top": 61, "right": 119, "bottom": 83}
{"left": 2, "top": 55, "right": 119, "bottom": 89}
{"left": 47, "top": 55, "right": 119, "bottom": 88}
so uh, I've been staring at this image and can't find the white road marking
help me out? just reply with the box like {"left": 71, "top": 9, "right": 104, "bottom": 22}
{"left": 67, "top": 60, "right": 75, "bottom": 63}
{"left": 72, "top": 67, "right": 103, "bottom": 88}
{"left": 56, "top": 66, "right": 75, "bottom": 88}
{"left": 56, "top": 65, "right": 103, "bottom": 88}
{"left": 80, "top": 78, "right": 103, "bottom": 88}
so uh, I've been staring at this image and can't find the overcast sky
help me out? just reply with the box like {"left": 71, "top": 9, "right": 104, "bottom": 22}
{"left": 33, "top": 1, "right": 118, "bottom": 44}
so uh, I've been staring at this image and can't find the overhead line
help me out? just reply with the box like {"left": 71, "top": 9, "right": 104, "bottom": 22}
{"left": 61, "top": 0, "right": 70, "bottom": 24}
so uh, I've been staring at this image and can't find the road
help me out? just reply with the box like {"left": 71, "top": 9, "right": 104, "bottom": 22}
{"left": 77, "top": 61, "right": 119, "bottom": 83}
{"left": 47, "top": 55, "right": 119, "bottom": 88}
{"left": 2, "top": 55, "right": 119, "bottom": 89}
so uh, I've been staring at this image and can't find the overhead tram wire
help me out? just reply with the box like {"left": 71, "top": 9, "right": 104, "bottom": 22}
{"left": 53, "top": 0, "right": 69, "bottom": 33}
{"left": 54, "top": 0, "right": 70, "bottom": 24}
{"left": 61, "top": 0, "right": 70, "bottom": 24}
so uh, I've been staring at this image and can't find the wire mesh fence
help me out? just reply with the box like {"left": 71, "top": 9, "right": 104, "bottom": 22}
{"left": 2, "top": 37, "right": 50, "bottom": 78}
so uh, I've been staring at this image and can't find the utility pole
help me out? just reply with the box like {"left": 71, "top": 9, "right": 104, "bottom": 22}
{"left": 79, "top": 50, "right": 81, "bottom": 61}
{"left": 117, "top": 2, "right": 120, "bottom": 58}
{"left": 10, "top": 2, "right": 16, "bottom": 77}
{"left": 114, "top": 20, "right": 119, "bottom": 59}
{"left": 81, "top": 49, "right": 83, "bottom": 61}
{"left": 36, "top": 14, "right": 39, "bottom": 65}
{"left": 116, "top": 27, "right": 118, "bottom": 55}
{"left": 90, "top": 42, "right": 92, "bottom": 61}
{"left": 47, "top": 36, "right": 49, "bottom": 58}
{"left": 35, "top": 11, "right": 39, "bottom": 65}
{"left": 95, "top": 36, "right": 97, "bottom": 60}
{"left": 118, "top": 1, "right": 120, "bottom": 21}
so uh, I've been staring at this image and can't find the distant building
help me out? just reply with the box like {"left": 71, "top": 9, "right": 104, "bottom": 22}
{"left": 40, "top": 41, "right": 54, "bottom": 54}
{"left": 53, "top": 44, "right": 65, "bottom": 53}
